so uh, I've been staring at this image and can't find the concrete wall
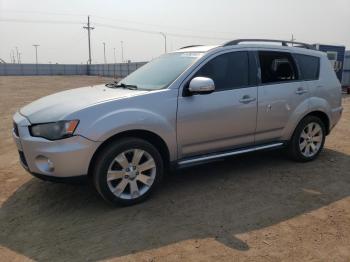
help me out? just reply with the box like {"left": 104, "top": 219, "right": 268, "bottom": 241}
{"left": 0, "top": 62, "right": 147, "bottom": 78}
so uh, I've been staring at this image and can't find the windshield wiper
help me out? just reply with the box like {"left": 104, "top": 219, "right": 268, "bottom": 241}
{"left": 105, "top": 82, "right": 138, "bottom": 90}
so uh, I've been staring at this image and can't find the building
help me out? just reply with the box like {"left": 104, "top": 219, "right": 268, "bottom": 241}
{"left": 314, "top": 44, "right": 346, "bottom": 83}
{"left": 342, "top": 51, "right": 350, "bottom": 90}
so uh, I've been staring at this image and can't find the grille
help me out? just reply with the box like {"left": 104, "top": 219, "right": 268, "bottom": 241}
{"left": 13, "top": 122, "right": 19, "bottom": 137}
{"left": 18, "top": 151, "right": 28, "bottom": 168}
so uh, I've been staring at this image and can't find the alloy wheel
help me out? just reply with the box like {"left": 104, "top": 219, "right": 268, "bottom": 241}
{"left": 107, "top": 148, "right": 156, "bottom": 200}
{"left": 299, "top": 122, "right": 323, "bottom": 158}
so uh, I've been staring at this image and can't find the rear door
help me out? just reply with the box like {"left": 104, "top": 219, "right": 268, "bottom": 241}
{"left": 255, "top": 51, "right": 309, "bottom": 142}
{"left": 177, "top": 51, "right": 258, "bottom": 159}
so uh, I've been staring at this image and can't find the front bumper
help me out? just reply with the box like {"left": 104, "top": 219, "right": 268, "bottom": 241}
{"left": 13, "top": 112, "right": 101, "bottom": 178}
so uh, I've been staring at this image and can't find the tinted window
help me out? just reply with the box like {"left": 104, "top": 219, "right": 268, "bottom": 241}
{"left": 194, "top": 51, "right": 249, "bottom": 91}
{"left": 294, "top": 54, "right": 320, "bottom": 80}
{"left": 259, "top": 51, "right": 298, "bottom": 84}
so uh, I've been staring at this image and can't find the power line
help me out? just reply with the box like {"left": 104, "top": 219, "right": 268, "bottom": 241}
{"left": 92, "top": 14, "right": 240, "bottom": 37}
{"left": 94, "top": 22, "right": 230, "bottom": 41}
{"left": 2, "top": 9, "right": 241, "bottom": 36}
{"left": 1, "top": 15, "right": 233, "bottom": 63}
{"left": 0, "top": 18, "right": 82, "bottom": 25}
{"left": 2, "top": 9, "right": 87, "bottom": 17}
{"left": 0, "top": 17, "right": 231, "bottom": 41}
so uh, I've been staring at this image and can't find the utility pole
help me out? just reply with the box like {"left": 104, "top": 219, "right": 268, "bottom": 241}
{"left": 83, "top": 16, "right": 94, "bottom": 64}
{"left": 160, "top": 32, "right": 167, "bottom": 53}
{"left": 33, "top": 44, "right": 39, "bottom": 64}
{"left": 291, "top": 34, "right": 296, "bottom": 46}
{"left": 113, "top": 48, "right": 116, "bottom": 64}
{"left": 18, "top": 52, "right": 21, "bottom": 64}
{"left": 120, "top": 41, "right": 124, "bottom": 63}
{"left": 103, "top": 42, "right": 106, "bottom": 64}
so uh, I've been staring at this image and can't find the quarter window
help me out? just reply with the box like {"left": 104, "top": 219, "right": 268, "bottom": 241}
{"left": 194, "top": 51, "right": 249, "bottom": 91}
{"left": 294, "top": 54, "right": 320, "bottom": 80}
{"left": 259, "top": 51, "right": 298, "bottom": 84}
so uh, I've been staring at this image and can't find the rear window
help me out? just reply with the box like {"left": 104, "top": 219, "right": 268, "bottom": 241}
{"left": 258, "top": 51, "right": 298, "bottom": 84}
{"left": 294, "top": 54, "right": 320, "bottom": 81}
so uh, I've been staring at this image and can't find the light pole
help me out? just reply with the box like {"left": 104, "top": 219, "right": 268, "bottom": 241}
{"left": 33, "top": 44, "right": 39, "bottom": 64}
{"left": 159, "top": 32, "right": 167, "bottom": 53}
{"left": 113, "top": 48, "right": 117, "bottom": 64}
{"left": 120, "top": 41, "right": 124, "bottom": 63}
{"left": 10, "top": 50, "right": 15, "bottom": 63}
{"left": 15, "top": 47, "right": 20, "bottom": 64}
{"left": 103, "top": 42, "right": 106, "bottom": 64}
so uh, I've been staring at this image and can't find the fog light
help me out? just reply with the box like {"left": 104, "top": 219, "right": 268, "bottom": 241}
{"left": 35, "top": 155, "right": 55, "bottom": 173}
{"left": 47, "top": 159, "right": 54, "bottom": 172}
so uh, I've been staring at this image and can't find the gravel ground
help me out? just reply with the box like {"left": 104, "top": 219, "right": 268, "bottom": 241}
{"left": 0, "top": 76, "right": 349, "bottom": 262}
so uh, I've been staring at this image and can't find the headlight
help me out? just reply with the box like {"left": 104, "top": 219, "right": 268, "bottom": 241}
{"left": 29, "top": 120, "right": 79, "bottom": 140}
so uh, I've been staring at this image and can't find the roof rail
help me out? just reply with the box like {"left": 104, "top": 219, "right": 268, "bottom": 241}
{"left": 223, "top": 39, "right": 316, "bottom": 50}
{"left": 179, "top": 45, "right": 203, "bottom": 49}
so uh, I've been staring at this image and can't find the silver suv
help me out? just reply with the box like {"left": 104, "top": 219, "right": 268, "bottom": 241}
{"left": 13, "top": 39, "right": 343, "bottom": 205}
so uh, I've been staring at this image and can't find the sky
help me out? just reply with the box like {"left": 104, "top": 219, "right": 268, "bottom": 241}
{"left": 0, "top": 0, "right": 349, "bottom": 64}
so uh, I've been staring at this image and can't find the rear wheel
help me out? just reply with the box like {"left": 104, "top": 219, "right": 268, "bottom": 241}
{"left": 92, "top": 137, "right": 164, "bottom": 206}
{"left": 288, "top": 116, "right": 326, "bottom": 162}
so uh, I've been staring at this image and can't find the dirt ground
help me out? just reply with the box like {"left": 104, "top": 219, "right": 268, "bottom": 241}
{"left": 0, "top": 76, "right": 349, "bottom": 262}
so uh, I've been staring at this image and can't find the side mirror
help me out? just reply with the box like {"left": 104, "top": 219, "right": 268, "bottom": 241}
{"left": 188, "top": 77, "right": 215, "bottom": 94}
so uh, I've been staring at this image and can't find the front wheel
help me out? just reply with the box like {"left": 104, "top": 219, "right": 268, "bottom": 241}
{"left": 288, "top": 116, "right": 326, "bottom": 162}
{"left": 92, "top": 137, "right": 164, "bottom": 206}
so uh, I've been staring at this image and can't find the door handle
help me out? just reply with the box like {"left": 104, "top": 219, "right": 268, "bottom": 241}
{"left": 295, "top": 87, "right": 308, "bottom": 95}
{"left": 239, "top": 95, "right": 256, "bottom": 104}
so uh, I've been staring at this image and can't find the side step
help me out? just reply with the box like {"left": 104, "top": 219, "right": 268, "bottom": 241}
{"left": 177, "top": 142, "right": 285, "bottom": 168}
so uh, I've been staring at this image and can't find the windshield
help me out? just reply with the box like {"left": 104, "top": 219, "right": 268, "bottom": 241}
{"left": 118, "top": 52, "right": 204, "bottom": 90}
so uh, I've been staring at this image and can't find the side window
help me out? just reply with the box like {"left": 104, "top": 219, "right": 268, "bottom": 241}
{"left": 293, "top": 54, "right": 320, "bottom": 80}
{"left": 259, "top": 51, "right": 298, "bottom": 84}
{"left": 194, "top": 51, "right": 249, "bottom": 91}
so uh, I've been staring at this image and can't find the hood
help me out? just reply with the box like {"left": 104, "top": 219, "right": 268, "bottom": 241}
{"left": 20, "top": 84, "right": 148, "bottom": 123}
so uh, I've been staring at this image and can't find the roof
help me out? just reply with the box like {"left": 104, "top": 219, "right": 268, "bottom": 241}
{"left": 173, "top": 43, "right": 324, "bottom": 57}
{"left": 173, "top": 39, "right": 324, "bottom": 56}
{"left": 172, "top": 45, "right": 218, "bottom": 53}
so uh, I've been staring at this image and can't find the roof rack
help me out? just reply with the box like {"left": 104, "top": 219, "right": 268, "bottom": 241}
{"left": 179, "top": 45, "right": 203, "bottom": 49}
{"left": 223, "top": 39, "right": 316, "bottom": 50}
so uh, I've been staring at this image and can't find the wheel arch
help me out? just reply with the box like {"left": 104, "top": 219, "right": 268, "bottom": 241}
{"left": 288, "top": 110, "right": 331, "bottom": 141}
{"left": 304, "top": 111, "right": 330, "bottom": 135}
{"left": 88, "top": 129, "right": 171, "bottom": 178}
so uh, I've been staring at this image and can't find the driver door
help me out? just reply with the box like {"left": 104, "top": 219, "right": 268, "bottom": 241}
{"left": 177, "top": 51, "right": 258, "bottom": 159}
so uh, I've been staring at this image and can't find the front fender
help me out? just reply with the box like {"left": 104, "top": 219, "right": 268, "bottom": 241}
{"left": 69, "top": 89, "right": 178, "bottom": 160}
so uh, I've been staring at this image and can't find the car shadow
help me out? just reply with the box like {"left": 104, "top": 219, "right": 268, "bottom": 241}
{"left": 1, "top": 148, "right": 350, "bottom": 261}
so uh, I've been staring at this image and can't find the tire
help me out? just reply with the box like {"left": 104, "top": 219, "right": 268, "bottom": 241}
{"left": 92, "top": 137, "right": 164, "bottom": 206}
{"left": 288, "top": 115, "right": 326, "bottom": 162}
